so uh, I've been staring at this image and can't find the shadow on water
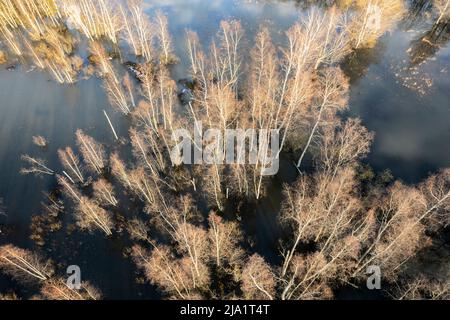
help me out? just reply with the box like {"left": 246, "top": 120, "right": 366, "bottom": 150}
{"left": 0, "top": 0, "right": 449, "bottom": 298}
{"left": 408, "top": 22, "right": 450, "bottom": 66}
{"left": 342, "top": 28, "right": 450, "bottom": 183}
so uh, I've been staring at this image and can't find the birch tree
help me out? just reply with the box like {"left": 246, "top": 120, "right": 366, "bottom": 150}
{"left": 132, "top": 244, "right": 204, "bottom": 299}
{"left": 40, "top": 278, "right": 100, "bottom": 300}
{"left": 58, "top": 147, "right": 84, "bottom": 183}
{"left": 211, "top": 20, "right": 244, "bottom": 90}
{"left": 0, "top": 245, "right": 101, "bottom": 300}
{"left": 279, "top": 168, "right": 363, "bottom": 292}
{"left": 60, "top": 0, "right": 120, "bottom": 44}
{"left": 296, "top": 67, "right": 349, "bottom": 170}
{"left": 348, "top": 0, "right": 405, "bottom": 49}
{"left": 314, "top": 117, "right": 374, "bottom": 177}
{"left": 92, "top": 178, "right": 118, "bottom": 207}
{"left": 352, "top": 176, "right": 449, "bottom": 281}
{"left": 207, "top": 212, "right": 244, "bottom": 269}
{"left": 155, "top": 10, "right": 176, "bottom": 65}
{"left": 241, "top": 254, "right": 276, "bottom": 300}
{"left": 434, "top": 0, "right": 450, "bottom": 25}
{"left": 20, "top": 155, "right": 54, "bottom": 176}
{"left": 57, "top": 175, "right": 113, "bottom": 236}
{"left": 75, "top": 130, "right": 106, "bottom": 175}
{"left": 0, "top": 245, "right": 53, "bottom": 283}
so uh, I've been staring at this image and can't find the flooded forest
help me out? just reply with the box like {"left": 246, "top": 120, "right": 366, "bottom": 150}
{"left": 0, "top": 0, "right": 449, "bottom": 300}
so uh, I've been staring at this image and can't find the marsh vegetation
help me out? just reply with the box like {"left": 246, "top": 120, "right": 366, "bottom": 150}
{"left": 0, "top": 0, "right": 449, "bottom": 300}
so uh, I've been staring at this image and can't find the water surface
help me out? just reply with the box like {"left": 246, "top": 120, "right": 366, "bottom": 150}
{"left": 0, "top": 0, "right": 449, "bottom": 298}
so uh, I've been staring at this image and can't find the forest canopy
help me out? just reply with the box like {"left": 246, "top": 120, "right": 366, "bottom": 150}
{"left": 0, "top": 0, "right": 449, "bottom": 301}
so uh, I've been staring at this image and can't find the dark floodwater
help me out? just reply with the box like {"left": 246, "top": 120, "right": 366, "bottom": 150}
{"left": 0, "top": 0, "right": 449, "bottom": 299}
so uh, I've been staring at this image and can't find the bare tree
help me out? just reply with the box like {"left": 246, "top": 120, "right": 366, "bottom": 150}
{"left": 57, "top": 175, "right": 113, "bottom": 236}
{"left": 58, "top": 147, "right": 84, "bottom": 183}
{"left": 129, "top": 127, "right": 175, "bottom": 192}
{"left": 60, "top": 0, "right": 120, "bottom": 44}
{"left": 241, "top": 254, "right": 276, "bottom": 300}
{"left": 419, "top": 168, "right": 450, "bottom": 228}
{"left": 202, "top": 164, "right": 226, "bottom": 211}
{"left": 211, "top": 20, "right": 244, "bottom": 90}
{"left": 272, "top": 21, "right": 316, "bottom": 154}
{"left": 348, "top": 0, "right": 405, "bottom": 49}
{"left": 133, "top": 100, "right": 158, "bottom": 132}
{"left": 75, "top": 130, "right": 106, "bottom": 174}
{"left": 110, "top": 152, "right": 133, "bottom": 189}
{"left": 20, "top": 154, "right": 54, "bottom": 176}
{"left": 32, "top": 136, "right": 48, "bottom": 148}
{"left": 394, "top": 275, "right": 450, "bottom": 300}
{"left": 435, "top": 0, "right": 450, "bottom": 25}
{"left": 120, "top": 0, "right": 153, "bottom": 61}
{"left": 132, "top": 245, "right": 203, "bottom": 299}
{"left": 36, "top": 27, "right": 78, "bottom": 84}
{"left": 111, "top": 150, "right": 171, "bottom": 214}
{"left": 279, "top": 168, "right": 362, "bottom": 298}
{"left": 130, "top": 198, "right": 249, "bottom": 299}
{"left": 104, "top": 73, "right": 133, "bottom": 115}
{"left": 186, "top": 29, "right": 209, "bottom": 103}
{"left": 186, "top": 30, "right": 201, "bottom": 76}
{"left": 137, "top": 64, "right": 160, "bottom": 130}
{"left": 40, "top": 278, "right": 101, "bottom": 300}
{"left": 89, "top": 43, "right": 133, "bottom": 114}
{"left": 0, "top": 0, "right": 60, "bottom": 39}
{"left": 296, "top": 67, "right": 349, "bottom": 169}
{"left": 281, "top": 252, "right": 336, "bottom": 300}
{"left": 89, "top": 42, "right": 114, "bottom": 77}
{"left": 123, "top": 72, "right": 136, "bottom": 108}
{"left": 0, "top": 292, "right": 19, "bottom": 300}
{"left": 244, "top": 26, "right": 280, "bottom": 199}
{"left": 127, "top": 218, "right": 150, "bottom": 242}
{"left": 352, "top": 182, "right": 430, "bottom": 281}
{"left": 351, "top": 169, "right": 448, "bottom": 282}
{"left": 75, "top": 196, "right": 113, "bottom": 236}
{"left": 312, "top": 6, "right": 351, "bottom": 70}
{"left": 0, "top": 245, "right": 102, "bottom": 300}
{"left": 155, "top": 10, "right": 176, "bottom": 65}
{"left": 0, "top": 245, "right": 53, "bottom": 283}
{"left": 207, "top": 212, "right": 244, "bottom": 269}
{"left": 0, "top": 24, "right": 22, "bottom": 55}
{"left": 92, "top": 178, "right": 118, "bottom": 207}
{"left": 314, "top": 117, "right": 374, "bottom": 177}
{"left": 173, "top": 222, "right": 210, "bottom": 287}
